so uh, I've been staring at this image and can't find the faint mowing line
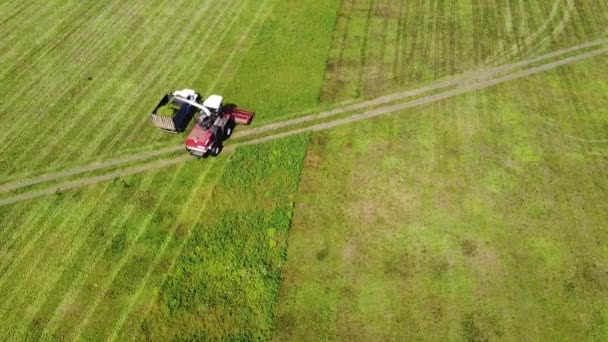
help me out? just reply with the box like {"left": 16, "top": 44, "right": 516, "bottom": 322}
{"left": 205, "top": 0, "right": 272, "bottom": 93}
{"left": 133, "top": 157, "right": 231, "bottom": 338}
{"left": 0, "top": 184, "right": 114, "bottom": 312}
{"left": 9, "top": 0, "right": 199, "bottom": 168}
{"left": 0, "top": 1, "right": 35, "bottom": 26}
{"left": 0, "top": 0, "right": 160, "bottom": 153}
{"left": 0, "top": 0, "right": 76, "bottom": 73}
{"left": 0, "top": 198, "right": 60, "bottom": 271}
{"left": 0, "top": 0, "right": 146, "bottom": 154}
{"left": 101, "top": 0, "right": 246, "bottom": 154}
{"left": 0, "top": 182, "right": 122, "bottom": 331}
{"left": 105, "top": 159, "right": 217, "bottom": 341}
{"left": 0, "top": 0, "right": 119, "bottom": 108}
{"left": 38, "top": 162, "right": 188, "bottom": 339}
{"left": 62, "top": 0, "right": 225, "bottom": 163}
{"left": 17, "top": 174, "right": 157, "bottom": 339}
{"left": 65, "top": 161, "right": 192, "bottom": 340}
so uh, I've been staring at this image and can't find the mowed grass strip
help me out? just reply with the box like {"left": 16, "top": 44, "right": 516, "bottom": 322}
{"left": 0, "top": 156, "right": 230, "bottom": 340}
{"left": 0, "top": 0, "right": 305, "bottom": 184}
{"left": 0, "top": 0, "right": 211, "bottom": 177}
{"left": 7, "top": 0, "right": 213, "bottom": 169}
{"left": 0, "top": 183, "right": 117, "bottom": 340}
{"left": 138, "top": 135, "right": 309, "bottom": 340}
{"left": 0, "top": 0, "right": 162, "bottom": 163}
{"left": 274, "top": 56, "right": 608, "bottom": 340}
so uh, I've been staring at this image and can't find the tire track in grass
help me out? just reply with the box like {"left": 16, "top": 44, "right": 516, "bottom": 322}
{"left": 238, "top": 45, "right": 608, "bottom": 147}
{"left": 234, "top": 38, "right": 608, "bottom": 137}
{"left": 0, "top": 145, "right": 183, "bottom": 194}
{"left": 489, "top": 0, "right": 575, "bottom": 65}
{"left": 46, "top": 162, "right": 192, "bottom": 340}
{"left": 19, "top": 0, "right": 217, "bottom": 170}
{"left": 0, "top": 44, "right": 606, "bottom": 208}
{"left": 391, "top": 0, "right": 406, "bottom": 84}
{"left": 0, "top": 0, "right": 180, "bottom": 159}
{"left": 105, "top": 159, "right": 219, "bottom": 341}
{"left": 354, "top": 0, "right": 375, "bottom": 98}
{"left": 0, "top": 0, "right": 143, "bottom": 152}
{"left": 318, "top": 0, "right": 348, "bottom": 103}
{"left": 96, "top": 0, "right": 250, "bottom": 159}
{"left": 17, "top": 174, "right": 157, "bottom": 340}
{"left": 0, "top": 182, "right": 124, "bottom": 335}
{"left": 1, "top": 37, "right": 606, "bottom": 199}
{"left": 321, "top": 0, "right": 353, "bottom": 103}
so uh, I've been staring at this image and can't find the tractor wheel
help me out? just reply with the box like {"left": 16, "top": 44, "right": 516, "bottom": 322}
{"left": 211, "top": 145, "right": 221, "bottom": 156}
{"left": 225, "top": 126, "right": 233, "bottom": 138}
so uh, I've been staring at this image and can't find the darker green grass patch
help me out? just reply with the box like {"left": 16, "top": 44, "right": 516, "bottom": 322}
{"left": 140, "top": 134, "right": 309, "bottom": 340}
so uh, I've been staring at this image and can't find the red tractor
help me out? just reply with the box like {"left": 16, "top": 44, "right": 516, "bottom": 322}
{"left": 150, "top": 90, "right": 254, "bottom": 157}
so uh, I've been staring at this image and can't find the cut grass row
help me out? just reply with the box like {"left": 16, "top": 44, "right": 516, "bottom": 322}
{"left": 274, "top": 50, "right": 608, "bottom": 341}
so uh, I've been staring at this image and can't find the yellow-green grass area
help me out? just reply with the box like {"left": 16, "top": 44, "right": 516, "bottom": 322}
{"left": 320, "top": 0, "right": 608, "bottom": 103}
{"left": 0, "top": 0, "right": 340, "bottom": 184}
{"left": 274, "top": 55, "right": 608, "bottom": 340}
{"left": 0, "top": 135, "right": 308, "bottom": 340}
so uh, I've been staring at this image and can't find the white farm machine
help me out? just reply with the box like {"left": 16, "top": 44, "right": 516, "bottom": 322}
{"left": 150, "top": 89, "right": 254, "bottom": 157}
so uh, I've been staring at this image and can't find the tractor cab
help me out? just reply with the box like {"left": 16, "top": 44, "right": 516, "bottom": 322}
{"left": 202, "top": 95, "right": 223, "bottom": 115}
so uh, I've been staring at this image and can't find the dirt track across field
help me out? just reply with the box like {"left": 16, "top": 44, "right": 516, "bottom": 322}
{"left": 0, "top": 39, "right": 607, "bottom": 206}
{"left": 1, "top": 38, "right": 605, "bottom": 196}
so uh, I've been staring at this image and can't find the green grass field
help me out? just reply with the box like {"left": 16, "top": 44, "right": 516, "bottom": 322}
{"left": 1, "top": 0, "right": 608, "bottom": 340}
{"left": 275, "top": 56, "right": 608, "bottom": 341}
